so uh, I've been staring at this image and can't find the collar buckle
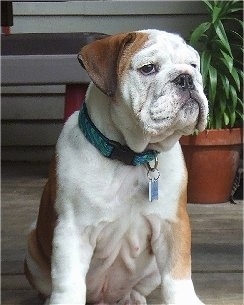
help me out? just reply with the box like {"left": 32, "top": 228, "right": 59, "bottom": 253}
{"left": 109, "top": 142, "right": 135, "bottom": 165}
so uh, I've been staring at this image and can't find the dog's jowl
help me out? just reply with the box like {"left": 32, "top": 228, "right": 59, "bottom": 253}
{"left": 25, "top": 29, "right": 208, "bottom": 305}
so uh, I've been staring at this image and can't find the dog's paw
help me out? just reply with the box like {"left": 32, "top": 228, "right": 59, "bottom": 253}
{"left": 118, "top": 290, "right": 147, "bottom": 305}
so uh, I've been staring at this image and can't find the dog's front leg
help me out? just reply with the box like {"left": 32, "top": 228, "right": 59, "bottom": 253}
{"left": 49, "top": 218, "right": 93, "bottom": 305}
{"left": 152, "top": 214, "right": 204, "bottom": 305}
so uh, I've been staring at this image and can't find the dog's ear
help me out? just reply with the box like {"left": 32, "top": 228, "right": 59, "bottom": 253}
{"left": 78, "top": 33, "right": 136, "bottom": 97}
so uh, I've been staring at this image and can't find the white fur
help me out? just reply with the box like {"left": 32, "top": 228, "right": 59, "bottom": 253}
{"left": 162, "top": 275, "right": 204, "bottom": 305}
{"left": 34, "top": 30, "right": 207, "bottom": 304}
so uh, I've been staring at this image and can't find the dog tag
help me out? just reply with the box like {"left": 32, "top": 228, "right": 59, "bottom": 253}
{"left": 147, "top": 166, "right": 160, "bottom": 202}
{"left": 149, "top": 178, "right": 159, "bottom": 202}
{"left": 147, "top": 158, "right": 160, "bottom": 202}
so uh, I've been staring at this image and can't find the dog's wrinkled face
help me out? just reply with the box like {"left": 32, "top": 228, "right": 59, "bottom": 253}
{"left": 122, "top": 30, "right": 208, "bottom": 136}
{"left": 79, "top": 29, "right": 208, "bottom": 151}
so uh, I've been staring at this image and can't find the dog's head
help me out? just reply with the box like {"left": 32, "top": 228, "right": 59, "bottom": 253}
{"left": 78, "top": 30, "right": 208, "bottom": 151}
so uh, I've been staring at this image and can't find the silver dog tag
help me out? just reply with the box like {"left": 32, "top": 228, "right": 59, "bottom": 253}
{"left": 147, "top": 158, "right": 160, "bottom": 202}
{"left": 149, "top": 178, "right": 159, "bottom": 202}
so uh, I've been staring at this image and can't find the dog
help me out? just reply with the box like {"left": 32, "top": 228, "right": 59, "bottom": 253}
{"left": 25, "top": 29, "right": 208, "bottom": 305}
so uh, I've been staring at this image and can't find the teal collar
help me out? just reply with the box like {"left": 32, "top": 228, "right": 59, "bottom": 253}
{"left": 78, "top": 103, "right": 159, "bottom": 166}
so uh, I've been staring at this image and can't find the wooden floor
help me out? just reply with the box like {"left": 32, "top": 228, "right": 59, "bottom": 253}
{"left": 2, "top": 162, "right": 243, "bottom": 305}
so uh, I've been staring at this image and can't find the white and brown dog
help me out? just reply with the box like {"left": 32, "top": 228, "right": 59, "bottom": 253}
{"left": 25, "top": 29, "right": 208, "bottom": 305}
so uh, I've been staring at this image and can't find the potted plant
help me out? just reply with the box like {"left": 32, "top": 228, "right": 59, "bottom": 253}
{"left": 180, "top": 0, "right": 243, "bottom": 203}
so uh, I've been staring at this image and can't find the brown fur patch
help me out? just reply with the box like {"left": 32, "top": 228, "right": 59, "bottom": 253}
{"left": 170, "top": 167, "right": 192, "bottom": 280}
{"left": 25, "top": 157, "right": 58, "bottom": 295}
{"left": 117, "top": 32, "right": 149, "bottom": 80}
{"left": 24, "top": 257, "right": 36, "bottom": 289}
{"left": 36, "top": 156, "right": 58, "bottom": 261}
{"left": 25, "top": 229, "right": 51, "bottom": 297}
{"left": 27, "top": 230, "right": 51, "bottom": 276}
{"left": 79, "top": 31, "right": 149, "bottom": 97}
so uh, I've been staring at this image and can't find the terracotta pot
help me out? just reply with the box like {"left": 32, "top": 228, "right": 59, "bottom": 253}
{"left": 180, "top": 128, "right": 243, "bottom": 203}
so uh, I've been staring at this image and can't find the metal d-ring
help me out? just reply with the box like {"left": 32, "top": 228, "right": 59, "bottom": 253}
{"left": 146, "top": 157, "right": 160, "bottom": 181}
{"left": 146, "top": 156, "right": 158, "bottom": 172}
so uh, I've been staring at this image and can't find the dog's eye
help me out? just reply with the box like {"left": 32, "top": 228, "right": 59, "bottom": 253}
{"left": 191, "top": 63, "right": 197, "bottom": 68}
{"left": 139, "top": 64, "right": 157, "bottom": 75}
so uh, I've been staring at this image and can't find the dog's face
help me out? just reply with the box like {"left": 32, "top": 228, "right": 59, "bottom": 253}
{"left": 78, "top": 30, "right": 208, "bottom": 151}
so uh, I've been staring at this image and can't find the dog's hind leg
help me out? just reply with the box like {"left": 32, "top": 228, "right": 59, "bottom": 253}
{"left": 24, "top": 229, "right": 52, "bottom": 298}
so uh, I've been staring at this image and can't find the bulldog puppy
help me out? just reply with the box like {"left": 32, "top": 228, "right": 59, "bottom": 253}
{"left": 25, "top": 29, "right": 208, "bottom": 305}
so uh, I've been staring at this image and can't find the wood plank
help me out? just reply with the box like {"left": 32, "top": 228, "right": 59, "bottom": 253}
{"left": 1, "top": 289, "right": 43, "bottom": 305}
{"left": 13, "top": 1, "right": 206, "bottom": 16}
{"left": 2, "top": 55, "right": 89, "bottom": 85}
{"left": 2, "top": 275, "right": 31, "bottom": 290}
{"left": 192, "top": 272, "right": 243, "bottom": 305}
{"left": 1, "top": 146, "right": 55, "bottom": 162}
{"left": 12, "top": 15, "right": 207, "bottom": 39}
{"left": 2, "top": 95, "right": 64, "bottom": 120}
{"left": 2, "top": 121, "right": 63, "bottom": 146}
{"left": 1, "top": 85, "right": 65, "bottom": 95}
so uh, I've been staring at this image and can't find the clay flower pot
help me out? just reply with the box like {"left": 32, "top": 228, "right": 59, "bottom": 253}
{"left": 180, "top": 128, "right": 243, "bottom": 204}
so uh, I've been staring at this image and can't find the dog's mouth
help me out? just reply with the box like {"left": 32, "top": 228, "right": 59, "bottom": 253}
{"left": 176, "top": 99, "right": 207, "bottom": 137}
{"left": 180, "top": 97, "right": 199, "bottom": 119}
{"left": 143, "top": 88, "right": 207, "bottom": 136}
{"left": 185, "top": 91, "right": 208, "bottom": 132}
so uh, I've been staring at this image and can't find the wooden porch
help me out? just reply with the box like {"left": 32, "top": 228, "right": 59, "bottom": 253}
{"left": 1, "top": 162, "right": 243, "bottom": 305}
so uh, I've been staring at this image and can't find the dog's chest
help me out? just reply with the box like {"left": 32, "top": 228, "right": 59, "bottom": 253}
{"left": 57, "top": 136, "right": 185, "bottom": 237}
{"left": 85, "top": 213, "right": 159, "bottom": 303}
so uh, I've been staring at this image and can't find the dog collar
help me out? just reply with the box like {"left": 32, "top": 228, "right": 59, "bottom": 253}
{"left": 78, "top": 103, "right": 159, "bottom": 166}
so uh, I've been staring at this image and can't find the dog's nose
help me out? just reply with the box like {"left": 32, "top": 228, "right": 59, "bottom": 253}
{"left": 173, "top": 74, "right": 195, "bottom": 90}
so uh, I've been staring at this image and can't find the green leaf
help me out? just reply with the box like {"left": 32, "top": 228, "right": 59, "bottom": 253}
{"left": 231, "top": 67, "right": 241, "bottom": 91}
{"left": 237, "top": 98, "right": 244, "bottom": 108}
{"left": 203, "top": 0, "right": 214, "bottom": 12}
{"left": 224, "top": 112, "right": 230, "bottom": 126}
{"left": 238, "top": 96, "right": 243, "bottom": 103}
{"left": 220, "top": 74, "right": 230, "bottom": 99}
{"left": 214, "top": 20, "right": 232, "bottom": 56}
{"left": 208, "top": 65, "right": 218, "bottom": 102}
{"left": 220, "top": 50, "right": 233, "bottom": 72}
{"left": 228, "top": 30, "right": 243, "bottom": 42}
{"left": 220, "top": 1, "right": 235, "bottom": 16}
{"left": 229, "top": 111, "right": 236, "bottom": 128}
{"left": 207, "top": 113, "right": 213, "bottom": 129}
{"left": 200, "top": 50, "right": 212, "bottom": 86}
{"left": 218, "top": 62, "right": 241, "bottom": 91}
{"left": 212, "top": 6, "right": 222, "bottom": 23}
{"left": 236, "top": 111, "right": 244, "bottom": 120}
{"left": 237, "top": 68, "right": 244, "bottom": 80}
{"left": 219, "top": 1, "right": 243, "bottom": 16}
{"left": 214, "top": 111, "right": 223, "bottom": 129}
{"left": 219, "top": 57, "right": 232, "bottom": 74}
{"left": 220, "top": 97, "right": 226, "bottom": 113}
{"left": 236, "top": 109, "right": 244, "bottom": 120}
{"left": 212, "top": 39, "right": 232, "bottom": 56}
{"left": 237, "top": 99, "right": 243, "bottom": 112}
{"left": 190, "top": 22, "right": 211, "bottom": 45}
{"left": 229, "top": 85, "right": 238, "bottom": 110}
{"left": 225, "top": 1, "right": 244, "bottom": 14}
